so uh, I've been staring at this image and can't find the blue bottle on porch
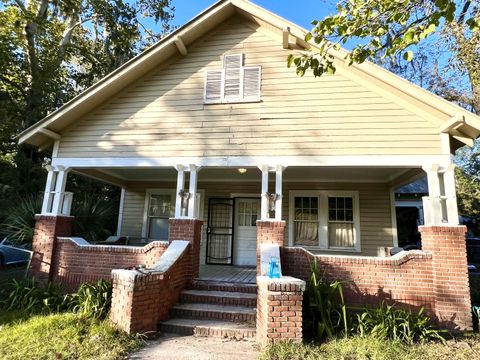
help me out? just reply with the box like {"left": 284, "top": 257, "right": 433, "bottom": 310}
{"left": 268, "top": 256, "right": 281, "bottom": 278}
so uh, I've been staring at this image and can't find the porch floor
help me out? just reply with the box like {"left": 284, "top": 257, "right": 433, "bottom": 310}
{"left": 198, "top": 265, "right": 256, "bottom": 284}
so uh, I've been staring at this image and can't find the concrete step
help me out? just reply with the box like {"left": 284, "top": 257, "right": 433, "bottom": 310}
{"left": 171, "top": 303, "right": 256, "bottom": 324}
{"left": 191, "top": 280, "right": 257, "bottom": 294}
{"left": 159, "top": 318, "right": 256, "bottom": 339}
{"left": 181, "top": 289, "right": 257, "bottom": 307}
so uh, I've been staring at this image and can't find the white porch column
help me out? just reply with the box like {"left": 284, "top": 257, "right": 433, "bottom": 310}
{"left": 423, "top": 164, "right": 442, "bottom": 225}
{"left": 175, "top": 165, "right": 185, "bottom": 218}
{"left": 116, "top": 187, "right": 126, "bottom": 235}
{"left": 187, "top": 164, "right": 199, "bottom": 218}
{"left": 260, "top": 165, "right": 269, "bottom": 220}
{"left": 443, "top": 164, "right": 459, "bottom": 225}
{"left": 423, "top": 164, "right": 459, "bottom": 226}
{"left": 50, "top": 166, "right": 70, "bottom": 215}
{"left": 41, "top": 165, "right": 56, "bottom": 214}
{"left": 275, "top": 165, "right": 284, "bottom": 221}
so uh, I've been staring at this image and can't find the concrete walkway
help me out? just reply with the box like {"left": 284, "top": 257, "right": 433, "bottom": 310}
{"left": 129, "top": 333, "right": 259, "bottom": 360}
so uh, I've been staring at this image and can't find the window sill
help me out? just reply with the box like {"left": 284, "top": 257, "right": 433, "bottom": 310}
{"left": 290, "top": 245, "right": 361, "bottom": 253}
{"left": 204, "top": 99, "right": 262, "bottom": 105}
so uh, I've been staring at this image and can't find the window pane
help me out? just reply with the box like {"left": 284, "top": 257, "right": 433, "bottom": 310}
{"left": 329, "top": 210, "right": 336, "bottom": 221}
{"left": 337, "top": 210, "right": 345, "bottom": 221}
{"left": 295, "top": 197, "right": 301, "bottom": 208}
{"left": 328, "top": 222, "right": 354, "bottom": 248}
{"left": 345, "top": 197, "right": 353, "bottom": 209}
{"left": 328, "top": 197, "right": 336, "bottom": 209}
{"left": 337, "top": 197, "right": 345, "bottom": 209}
{"left": 294, "top": 221, "right": 319, "bottom": 246}
{"left": 346, "top": 210, "right": 353, "bottom": 221}
{"left": 148, "top": 218, "right": 169, "bottom": 240}
{"left": 311, "top": 197, "right": 318, "bottom": 208}
{"left": 149, "top": 194, "right": 172, "bottom": 217}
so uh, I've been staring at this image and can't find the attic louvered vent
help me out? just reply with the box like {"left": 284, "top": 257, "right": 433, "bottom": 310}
{"left": 204, "top": 54, "right": 261, "bottom": 104}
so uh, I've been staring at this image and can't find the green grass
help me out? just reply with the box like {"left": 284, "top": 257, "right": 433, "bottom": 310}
{"left": 0, "top": 311, "right": 143, "bottom": 360}
{"left": 261, "top": 334, "right": 480, "bottom": 360}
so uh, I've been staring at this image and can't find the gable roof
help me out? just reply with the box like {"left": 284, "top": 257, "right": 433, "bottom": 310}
{"left": 18, "top": 0, "right": 480, "bottom": 149}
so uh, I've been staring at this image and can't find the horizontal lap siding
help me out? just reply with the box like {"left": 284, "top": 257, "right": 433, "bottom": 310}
{"left": 121, "top": 181, "right": 392, "bottom": 256}
{"left": 57, "top": 18, "right": 441, "bottom": 157}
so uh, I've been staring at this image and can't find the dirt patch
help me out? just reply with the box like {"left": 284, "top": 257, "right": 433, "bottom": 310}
{"left": 129, "top": 333, "right": 259, "bottom": 360}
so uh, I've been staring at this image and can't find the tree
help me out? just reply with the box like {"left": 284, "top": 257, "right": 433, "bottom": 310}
{"left": 289, "top": 0, "right": 480, "bottom": 218}
{"left": 0, "top": 0, "right": 174, "bottom": 227}
{"left": 289, "top": 0, "right": 479, "bottom": 113}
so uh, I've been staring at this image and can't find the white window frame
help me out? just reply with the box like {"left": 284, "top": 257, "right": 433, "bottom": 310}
{"left": 204, "top": 54, "right": 261, "bottom": 104}
{"left": 141, "top": 189, "right": 205, "bottom": 240}
{"left": 288, "top": 190, "right": 361, "bottom": 252}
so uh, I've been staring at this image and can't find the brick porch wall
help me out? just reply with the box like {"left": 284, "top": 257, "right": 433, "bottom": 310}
{"left": 51, "top": 239, "right": 168, "bottom": 290}
{"left": 281, "top": 225, "right": 472, "bottom": 330}
{"left": 109, "top": 244, "right": 190, "bottom": 334}
{"left": 29, "top": 215, "right": 74, "bottom": 282}
{"left": 169, "top": 218, "right": 203, "bottom": 279}
{"left": 419, "top": 225, "right": 472, "bottom": 329}
{"left": 256, "top": 221, "right": 286, "bottom": 275}
{"left": 256, "top": 276, "right": 305, "bottom": 347}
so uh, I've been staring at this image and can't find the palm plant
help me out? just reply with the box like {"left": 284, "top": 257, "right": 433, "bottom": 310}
{"left": 1, "top": 195, "right": 41, "bottom": 245}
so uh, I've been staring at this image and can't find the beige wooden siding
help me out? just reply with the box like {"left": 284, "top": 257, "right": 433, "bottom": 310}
{"left": 57, "top": 17, "right": 442, "bottom": 158}
{"left": 121, "top": 181, "right": 392, "bottom": 257}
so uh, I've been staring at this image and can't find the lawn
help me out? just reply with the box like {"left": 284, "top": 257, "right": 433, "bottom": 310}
{"left": 0, "top": 311, "right": 143, "bottom": 360}
{"left": 261, "top": 334, "right": 480, "bottom": 360}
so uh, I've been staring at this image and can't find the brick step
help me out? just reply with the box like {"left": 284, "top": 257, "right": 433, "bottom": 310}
{"left": 159, "top": 318, "right": 256, "bottom": 339}
{"left": 191, "top": 280, "right": 257, "bottom": 294}
{"left": 180, "top": 289, "right": 257, "bottom": 307}
{"left": 171, "top": 303, "right": 256, "bottom": 324}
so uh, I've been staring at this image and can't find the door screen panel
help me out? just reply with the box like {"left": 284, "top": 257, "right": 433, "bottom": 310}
{"left": 206, "top": 198, "right": 234, "bottom": 264}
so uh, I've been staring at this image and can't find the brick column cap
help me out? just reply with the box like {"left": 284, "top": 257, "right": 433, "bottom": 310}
{"left": 257, "top": 275, "right": 306, "bottom": 291}
{"left": 34, "top": 214, "right": 74, "bottom": 220}
{"left": 418, "top": 225, "right": 467, "bottom": 234}
{"left": 256, "top": 220, "right": 286, "bottom": 226}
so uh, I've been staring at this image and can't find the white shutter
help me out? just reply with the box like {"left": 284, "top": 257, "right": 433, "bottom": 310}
{"left": 224, "top": 54, "right": 243, "bottom": 100}
{"left": 204, "top": 70, "right": 223, "bottom": 103}
{"left": 243, "top": 66, "right": 261, "bottom": 100}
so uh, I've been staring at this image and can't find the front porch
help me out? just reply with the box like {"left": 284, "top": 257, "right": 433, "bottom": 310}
{"left": 199, "top": 265, "right": 256, "bottom": 284}
{"left": 27, "top": 157, "right": 473, "bottom": 341}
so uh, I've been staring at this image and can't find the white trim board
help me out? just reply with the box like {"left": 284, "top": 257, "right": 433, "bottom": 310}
{"left": 52, "top": 155, "right": 452, "bottom": 169}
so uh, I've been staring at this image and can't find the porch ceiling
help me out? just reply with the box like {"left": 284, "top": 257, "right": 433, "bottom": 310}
{"left": 73, "top": 166, "right": 421, "bottom": 185}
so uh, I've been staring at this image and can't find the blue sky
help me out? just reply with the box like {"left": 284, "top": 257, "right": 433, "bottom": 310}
{"left": 170, "top": 0, "right": 335, "bottom": 32}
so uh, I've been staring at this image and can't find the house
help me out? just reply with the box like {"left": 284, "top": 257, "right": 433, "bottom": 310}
{"left": 19, "top": 0, "right": 480, "bottom": 343}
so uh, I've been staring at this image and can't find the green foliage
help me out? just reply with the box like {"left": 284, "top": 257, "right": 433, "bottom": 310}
{"left": 71, "top": 279, "right": 113, "bottom": 320}
{"left": 262, "top": 334, "right": 480, "bottom": 360}
{"left": 1, "top": 188, "right": 118, "bottom": 245}
{"left": 2, "top": 278, "right": 72, "bottom": 313}
{"left": 1, "top": 278, "right": 112, "bottom": 320}
{"left": 1, "top": 194, "right": 41, "bottom": 245}
{"left": 352, "top": 302, "right": 446, "bottom": 344}
{"left": 0, "top": 312, "right": 143, "bottom": 360}
{"left": 290, "top": 0, "right": 479, "bottom": 109}
{"left": 304, "top": 260, "right": 349, "bottom": 340}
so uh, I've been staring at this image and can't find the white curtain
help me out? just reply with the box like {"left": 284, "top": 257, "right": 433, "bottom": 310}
{"left": 294, "top": 221, "right": 318, "bottom": 246}
{"left": 328, "top": 222, "right": 355, "bottom": 248}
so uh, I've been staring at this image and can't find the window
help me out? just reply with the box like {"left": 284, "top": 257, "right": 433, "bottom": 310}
{"left": 238, "top": 200, "right": 259, "bottom": 226}
{"left": 143, "top": 190, "right": 175, "bottom": 240}
{"left": 204, "top": 54, "right": 261, "bottom": 104}
{"left": 142, "top": 189, "right": 204, "bottom": 240}
{"left": 289, "top": 191, "right": 360, "bottom": 251}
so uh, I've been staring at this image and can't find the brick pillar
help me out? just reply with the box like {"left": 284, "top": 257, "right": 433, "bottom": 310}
{"left": 256, "top": 221, "right": 286, "bottom": 275}
{"left": 256, "top": 276, "right": 305, "bottom": 347}
{"left": 168, "top": 219, "right": 203, "bottom": 279}
{"left": 28, "top": 215, "right": 73, "bottom": 282}
{"left": 419, "top": 225, "right": 472, "bottom": 330}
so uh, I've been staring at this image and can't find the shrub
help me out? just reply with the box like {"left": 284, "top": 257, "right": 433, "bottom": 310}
{"left": 303, "top": 260, "right": 349, "bottom": 341}
{"left": 2, "top": 278, "right": 72, "bottom": 313}
{"left": 1, "top": 278, "right": 112, "bottom": 320}
{"left": 72, "top": 279, "right": 112, "bottom": 319}
{"left": 353, "top": 302, "right": 446, "bottom": 344}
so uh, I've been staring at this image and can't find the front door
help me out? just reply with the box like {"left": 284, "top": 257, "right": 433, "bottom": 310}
{"left": 233, "top": 198, "right": 260, "bottom": 266}
{"left": 206, "top": 198, "right": 234, "bottom": 264}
